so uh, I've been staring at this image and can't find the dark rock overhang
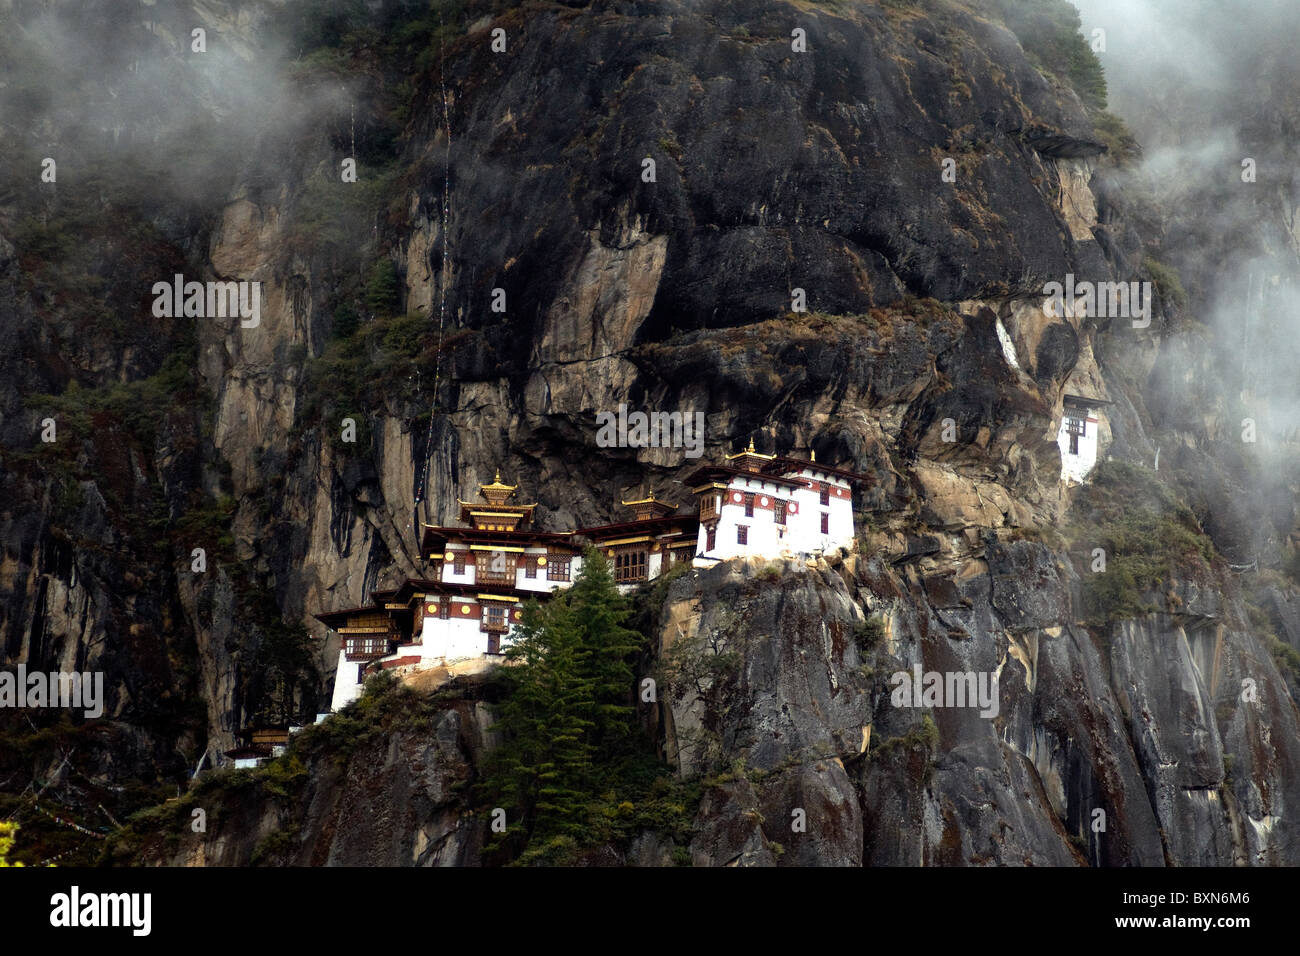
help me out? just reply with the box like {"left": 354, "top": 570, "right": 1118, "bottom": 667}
{"left": 1022, "top": 127, "right": 1109, "bottom": 159}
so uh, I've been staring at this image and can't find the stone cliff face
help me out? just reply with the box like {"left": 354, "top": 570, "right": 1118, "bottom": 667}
{"left": 3, "top": 0, "right": 1300, "bottom": 865}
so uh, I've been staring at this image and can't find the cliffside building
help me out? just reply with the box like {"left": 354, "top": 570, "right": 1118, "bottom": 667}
{"left": 1057, "top": 394, "right": 1111, "bottom": 483}
{"left": 316, "top": 447, "right": 865, "bottom": 710}
{"left": 686, "top": 441, "right": 862, "bottom": 565}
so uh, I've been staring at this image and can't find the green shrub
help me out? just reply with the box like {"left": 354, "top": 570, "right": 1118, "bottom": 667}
{"left": 1067, "top": 461, "right": 1214, "bottom": 624}
{"left": 853, "top": 616, "right": 887, "bottom": 652}
{"left": 1144, "top": 257, "right": 1188, "bottom": 312}
{"left": 988, "top": 0, "right": 1107, "bottom": 109}
{"left": 1092, "top": 111, "right": 1140, "bottom": 166}
{"left": 1269, "top": 637, "right": 1300, "bottom": 681}
{"left": 364, "top": 258, "right": 401, "bottom": 316}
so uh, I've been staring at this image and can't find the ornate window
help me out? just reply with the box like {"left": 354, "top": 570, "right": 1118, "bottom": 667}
{"left": 820, "top": 486, "right": 830, "bottom": 506}
{"left": 344, "top": 635, "right": 390, "bottom": 660}
{"left": 476, "top": 551, "right": 516, "bottom": 586}
{"left": 614, "top": 550, "right": 648, "bottom": 583}
{"left": 547, "top": 556, "right": 570, "bottom": 581}
{"left": 482, "top": 605, "right": 508, "bottom": 633}
{"left": 737, "top": 525, "right": 748, "bottom": 545}
{"left": 774, "top": 500, "right": 787, "bottom": 525}
{"left": 744, "top": 494, "right": 755, "bottom": 517}
{"left": 452, "top": 553, "right": 466, "bottom": 575}
{"left": 706, "top": 525, "right": 717, "bottom": 551}
{"left": 524, "top": 556, "right": 537, "bottom": 579}
{"left": 820, "top": 513, "right": 829, "bottom": 535}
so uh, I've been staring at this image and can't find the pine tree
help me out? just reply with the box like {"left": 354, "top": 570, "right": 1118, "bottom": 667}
{"left": 567, "top": 548, "right": 643, "bottom": 759}
{"left": 479, "top": 548, "right": 648, "bottom": 861}
{"left": 486, "top": 599, "right": 594, "bottom": 849}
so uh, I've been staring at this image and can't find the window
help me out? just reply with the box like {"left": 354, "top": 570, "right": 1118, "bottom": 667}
{"left": 547, "top": 557, "right": 570, "bottom": 582}
{"left": 358, "top": 665, "right": 367, "bottom": 684}
{"left": 452, "top": 553, "right": 466, "bottom": 575}
{"left": 699, "top": 495, "right": 717, "bottom": 520}
{"left": 737, "top": 525, "right": 748, "bottom": 545}
{"left": 706, "top": 525, "right": 717, "bottom": 551}
{"left": 744, "top": 494, "right": 755, "bottom": 518}
{"left": 1065, "top": 416, "right": 1085, "bottom": 455}
{"left": 820, "top": 513, "right": 829, "bottom": 535}
{"left": 439, "top": 601, "right": 450, "bottom": 620}
{"left": 476, "top": 551, "right": 516, "bottom": 585}
{"left": 524, "top": 557, "right": 537, "bottom": 579}
{"left": 615, "top": 550, "right": 648, "bottom": 583}
{"left": 820, "top": 486, "right": 830, "bottom": 506}
{"left": 482, "top": 605, "right": 508, "bottom": 633}
{"left": 774, "top": 500, "right": 787, "bottom": 525}
{"left": 345, "top": 635, "right": 390, "bottom": 660}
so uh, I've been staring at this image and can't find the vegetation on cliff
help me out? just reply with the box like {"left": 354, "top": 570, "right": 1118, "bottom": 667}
{"left": 1066, "top": 461, "right": 1216, "bottom": 624}
{"left": 479, "top": 549, "right": 697, "bottom": 865}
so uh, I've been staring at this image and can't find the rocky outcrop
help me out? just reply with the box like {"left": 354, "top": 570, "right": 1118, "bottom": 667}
{"left": 4, "top": 0, "right": 1300, "bottom": 866}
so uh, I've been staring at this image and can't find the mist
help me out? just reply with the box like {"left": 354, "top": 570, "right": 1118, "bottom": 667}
{"left": 1071, "top": 0, "right": 1300, "bottom": 468}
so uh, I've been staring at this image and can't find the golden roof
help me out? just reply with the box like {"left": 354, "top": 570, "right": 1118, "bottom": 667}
{"left": 724, "top": 437, "right": 776, "bottom": 462}
{"left": 480, "top": 470, "right": 517, "bottom": 493}
{"left": 621, "top": 491, "right": 674, "bottom": 508}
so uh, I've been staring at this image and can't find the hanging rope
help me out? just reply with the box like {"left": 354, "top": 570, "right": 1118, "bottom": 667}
{"left": 414, "top": 10, "right": 454, "bottom": 548}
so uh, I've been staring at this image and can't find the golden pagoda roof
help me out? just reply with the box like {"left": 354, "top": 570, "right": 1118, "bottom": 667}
{"left": 455, "top": 501, "right": 537, "bottom": 511}
{"left": 620, "top": 491, "right": 675, "bottom": 508}
{"left": 480, "top": 471, "right": 518, "bottom": 494}
{"left": 724, "top": 437, "right": 776, "bottom": 462}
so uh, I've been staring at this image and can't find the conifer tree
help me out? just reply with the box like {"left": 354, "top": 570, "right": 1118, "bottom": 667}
{"left": 567, "top": 548, "right": 642, "bottom": 759}
{"left": 480, "top": 547, "right": 648, "bottom": 859}
{"left": 488, "top": 598, "right": 594, "bottom": 846}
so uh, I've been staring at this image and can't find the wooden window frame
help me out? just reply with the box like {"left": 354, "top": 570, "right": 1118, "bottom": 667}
{"left": 481, "top": 604, "right": 509, "bottom": 634}
{"left": 614, "top": 549, "right": 648, "bottom": 583}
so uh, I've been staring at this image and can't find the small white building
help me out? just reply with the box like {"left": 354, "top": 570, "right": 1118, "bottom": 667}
{"left": 687, "top": 441, "right": 863, "bottom": 566}
{"left": 1057, "top": 394, "right": 1110, "bottom": 484}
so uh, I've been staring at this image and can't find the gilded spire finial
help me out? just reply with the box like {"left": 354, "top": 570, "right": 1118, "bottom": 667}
{"left": 811, "top": 449, "right": 816, "bottom": 462}
{"left": 747, "top": 437, "right": 756, "bottom": 453}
